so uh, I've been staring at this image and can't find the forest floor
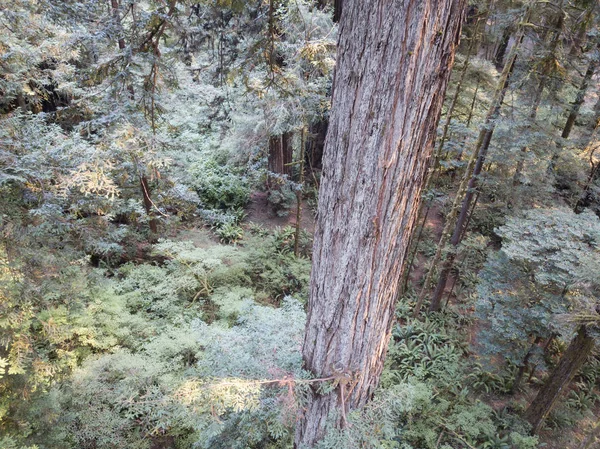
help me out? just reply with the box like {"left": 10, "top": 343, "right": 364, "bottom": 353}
{"left": 245, "top": 191, "right": 316, "bottom": 233}
{"left": 406, "top": 203, "right": 444, "bottom": 287}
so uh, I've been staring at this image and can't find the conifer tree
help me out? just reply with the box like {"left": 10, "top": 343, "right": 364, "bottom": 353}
{"left": 295, "top": 0, "right": 465, "bottom": 445}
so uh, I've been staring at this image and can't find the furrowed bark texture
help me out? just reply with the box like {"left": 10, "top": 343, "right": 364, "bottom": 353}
{"left": 295, "top": 1, "right": 465, "bottom": 447}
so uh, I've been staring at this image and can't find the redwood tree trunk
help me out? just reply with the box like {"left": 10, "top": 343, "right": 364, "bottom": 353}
{"left": 294, "top": 1, "right": 465, "bottom": 447}
{"left": 333, "top": 0, "right": 343, "bottom": 22}
{"left": 493, "top": 25, "right": 512, "bottom": 70}
{"left": 306, "top": 120, "right": 328, "bottom": 172}
{"left": 523, "top": 326, "right": 595, "bottom": 434}
{"left": 267, "top": 132, "right": 293, "bottom": 189}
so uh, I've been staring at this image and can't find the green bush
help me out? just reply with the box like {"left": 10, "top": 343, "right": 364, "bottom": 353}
{"left": 188, "top": 160, "right": 250, "bottom": 211}
{"left": 214, "top": 221, "right": 244, "bottom": 244}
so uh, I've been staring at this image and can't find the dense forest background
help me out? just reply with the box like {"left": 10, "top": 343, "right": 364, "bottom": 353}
{"left": 1, "top": 0, "right": 600, "bottom": 448}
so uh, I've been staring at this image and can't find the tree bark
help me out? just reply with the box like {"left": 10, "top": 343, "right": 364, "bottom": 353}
{"left": 267, "top": 132, "right": 294, "bottom": 189}
{"left": 523, "top": 326, "right": 595, "bottom": 434}
{"left": 512, "top": 336, "right": 542, "bottom": 394}
{"left": 333, "top": 0, "right": 343, "bottom": 23}
{"left": 294, "top": 1, "right": 465, "bottom": 447}
{"left": 493, "top": 25, "right": 512, "bottom": 70}
{"left": 306, "top": 119, "right": 328, "bottom": 172}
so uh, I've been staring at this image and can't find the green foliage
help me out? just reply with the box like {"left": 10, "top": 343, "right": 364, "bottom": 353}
{"left": 268, "top": 184, "right": 298, "bottom": 217}
{"left": 497, "top": 208, "right": 600, "bottom": 288}
{"left": 188, "top": 159, "right": 250, "bottom": 211}
{"left": 42, "top": 297, "right": 306, "bottom": 449}
{"left": 386, "top": 317, "right": 463, "bottom": 383}
{"left": 476, "top": 207, "right": 600, "bottom": 382}
{"left": 214, "top": 221, "right": 245, "bottom": 243}
{"left": 467, "top": 365, "right": 514, "bottom": 395}
{"left": 244, "top": 230, "right": 311, "bottom": 302}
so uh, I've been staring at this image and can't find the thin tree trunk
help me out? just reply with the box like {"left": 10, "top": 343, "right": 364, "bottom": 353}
{"left": 431, "top": 21, "right": 479, "bottom": 178}
{"left": 549, "top": 52, "right": 598, "bottom": 172}
{"left": 561, "top": 58, "right": 597, "bottom": 140}
{"left": 111, "top": 0, "right": 127, "bottom": 50}
{"left": 512, "top": 336, "right": 542, "bottom": 394}
{"left": 110, "top": 0, "right": 134, "bottom": 98}
{"left": 433, "top": 188, "right": 479, "bottom": 310}
{"left": 294, "top": 128, "right": 306, "bottom": 257}
{"left": 513, "top": 77, "right": 546, "bottom": 186}
{"left": 140, "top": 175, "right": 158, "bottom": 235}
{"left": 414, "top": 12, "right": 526, "bottom": 316}
{"left": 306, "top": 119, "right": 328, "bottom": 171}
{"left": 267, "top": 132, "right": 294, "bottom": 189}
{"left": 443, "top": 249, "right": 468, "bottom": 309}
{"left": 524, "top": 326, "right": 595, "bottom": 434}
{"left": 401, "top": 202, "right": 432, "bottom": 294}
{"left": 448, "top": 80, "right": 480, "bottom": 181}
{"left": 574, "top": 117, "right": 600, "bottom": 213}
{"left": 295, "top": 1, "right": 465, "bottom": 446}
{"left": 112, "top": 0, "right": 161, "bottom": 238}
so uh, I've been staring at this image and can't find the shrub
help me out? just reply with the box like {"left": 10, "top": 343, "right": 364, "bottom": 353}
{"left": 188, "top": 160, "right": 250, "bottom": 211}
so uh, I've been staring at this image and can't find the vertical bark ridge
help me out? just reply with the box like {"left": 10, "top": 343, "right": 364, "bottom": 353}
{"left": 295, "top": 0, "right": 466, "bottom": 446}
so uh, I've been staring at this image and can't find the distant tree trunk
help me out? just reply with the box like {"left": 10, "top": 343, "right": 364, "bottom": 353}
{"left": 111, "top": 0, "right": 160, "bottom": 237}
{"left": 512, "top": 336, "right": 542, "bottom": 393}
{"left": 401, "top": 200, "right": 433, "bottom": 294}
{"left": 111, "top": 0, "right": 127, "bottom": 50}
{"left": 16, "top": 93, "right": 27, "bottom": 112}
{"left": 448, "top": 79, "right": 479, "bottom": 180}
{"left": 493, "top": 25, "right": 512, "bottom": 70}
{"left": 305, "top": 119, "right": 328, "bottom": 172}
{"left": 549, "top": 54, "right": 598, "bottom": 173}
{"left": 267, "top": 132, "right": 293, "bottom": 189}
{"left": 110, "top": 0, "right": 135, "bottom": 98}
{"left": 333, "top": 0, "right": 343, "bottom": 22}
{"left": 512, "top": 3, "right": 564, "bottom": 186}
{"left": 416, "top": 14, "right": 525, "bottom": 315}
{"left": 431, "top": 23, "right": 477, "bottom": 178}
{"left": 294, "top": 0, "right": 465, "bottom": 446}
{"left": 561, "top": 58, "right": 597, "bottom": 140}
{"left": 523, "top": 326, "right": 594, "bottom": 434}
{"left": 294, "top": 127, "right": 306, "bottom": 257}
{"left": 513, "top": 78, "right": 545, "bottom": 186}
{"left": 140, "top": 175, "right": 158, "bottom": 235}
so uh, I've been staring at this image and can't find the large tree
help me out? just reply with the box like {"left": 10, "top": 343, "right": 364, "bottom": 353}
{"left": 294, "top": 0, "right": 466, "bottom": 447}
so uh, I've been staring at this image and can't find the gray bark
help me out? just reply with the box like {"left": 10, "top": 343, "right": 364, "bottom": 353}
{"left": 294, "top": 0, "right": 465, "bottom": 447}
